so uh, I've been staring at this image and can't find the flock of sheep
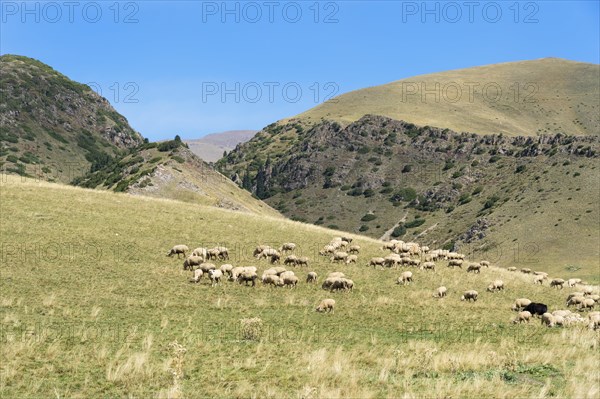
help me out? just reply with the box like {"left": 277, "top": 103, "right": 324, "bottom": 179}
{"left": 167, "top": 237, "right": 600, "bottom": 327}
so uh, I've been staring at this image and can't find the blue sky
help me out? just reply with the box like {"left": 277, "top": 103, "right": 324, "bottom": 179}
{"left": 1, "top": 1, "right": 599, "bottom": 141}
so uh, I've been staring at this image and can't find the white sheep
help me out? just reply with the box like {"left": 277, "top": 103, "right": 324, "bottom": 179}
{"left": 167, "top": 245, "right": 189, "bottom": 259}
{"left": 384, "top": 254, "right": 402, "bottom": 268}
{"left": 219, "top": 264, "right": 234, "bottom": 277}
{"left": 345, "top": 255, "right": 358, "bottom": 264}
{"left": 294, "top": 257, "right": 310, "bottom": 267}
{"left": 319, "top": 245, "right": 336, "bottom": 256}
{"left": 512, "top": 298, "right": 532, "bottom": 311}
{"left": 208, "top": 269, "right": 223, "bottom": 286}
{"left": 447, "top": 259, "right": 463, "bottom": 268}
{"left": 433, "top": 286, "right": 447, "bottom": 298}
{"left": 550, "top": 279, "right": 565, "bottom": 289}
{"left": 487, "top": 280, "right": 504, "bottom": 292}
{"left": 284, "top": 255, "right": 299, "bottom": 266}
{"left": 507, "top": 267, "right": 517, "bottom": 272}
{"left": 281, "top": 275, "right": 299, "bottom": 288}
{"left": 396, "top": 271, "right": 413, "bottom": 285}
{"left": 460, "top": 290, "right": 478, "bottom": 302}
{"left": 579, "top": 298, "right": 596, "bottom": 311}
{"left": 541, "top": 313, "right": 555, "bottom": 327}
{"left": 480, "top": 261, "right": 490, "bottom": 268}
{"left": 315, "top": 298, "right": 335, "bottom": 313}
{"left": 566, "top": 295, "right": 585, "bottom": 307}
{"left": 567, "top": 278, "right": 582, "bottom": 287}
{"left": 190, "top": 268, "right": 203, "bottom": 283}
{"left": 330, "top": 251, "right": 348, "bottom": 263}
{"left": 191, "top": 247, "right": 207, "bottom": 259}
{"left": 198, "top": 262, "right": 216, "bottom": 274}
{"left": 466, "top": 263, "right": 481, "bottom": 273}
{"left": 421, "top": 262, "right": 436, "bottom": 271}
{"left": 253, "top": 245, "right": 272, "bottom": 257}
{"left": 369, "top": 257, "right": 385, "bottom": 268}
{"left": 279, "top": 242, "right": 296, "bottom": 253}
{"left": 327, "top": 272, "right": 345, "bottom": 279}
{"left": 521, "top": 268, "right": 531, "bottom": 274}
{"left": 588, "top": 312, "right": 600, "bottom": 330}
{"left": 183, "top": 255, "right": 204, "bottom": 271}
{"left": 533, "top": 275, "right": 545, "bottom": 285}
{"left": 262, "top": 274, "right": 281, "bottom": 286}
{"left": 348, "top": 245, "right": 360, "bottom": 254}
{"left": 512, "top": 311, "right": 532, "bottom": 324}
{"left": 306, "top": 272, "right": 317, "bottom": 283}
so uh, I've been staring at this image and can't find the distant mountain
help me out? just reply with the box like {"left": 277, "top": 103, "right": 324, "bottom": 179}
{"left": 184, "top": 130, "right": 257, "bottom": 162}
{"left": 0, "top": 54, "right": 143, "bottom": 182}
{"left": 289, "top": 58, "right": 599, "bottom": 137}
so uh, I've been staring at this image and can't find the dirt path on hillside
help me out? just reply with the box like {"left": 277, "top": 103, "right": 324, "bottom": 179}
{"left": 379, "top": 212, "right": 408, "bottom": 241}
{"left": 415, "top": 222, "right": 439, "bottom": 239}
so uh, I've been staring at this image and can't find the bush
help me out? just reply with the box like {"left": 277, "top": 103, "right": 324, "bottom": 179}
{"left": 391, "top": 224, "right": 406, "bottom": 237}
{"left": 442, "top": 241, "right": 455, "bottom": 251}
{"left": 390, "top": 187, "right": 417, "bottom": 203}
{"left": 359, "top": 225, "right": 369, "bottom": 232}
{"left": 405, "top": 218, "right": 425, "bottom": 229}
{"left": 348, "top": 188, "right": 363, "bottom": 196}
{"left": 363, "top": 189, "right": 375, "bottom": 197}
{"left": 483, "top": 195, "right": 500, "bottom": 210}
{"left": 402, "top": 164, "right": 412, "bottom": 173}
{"left": 515, "top": 165, "right": 526, "bottom": 173}
{"left": 458, "top": 193, "right": 472, "bottom": 205}
{"left": 472, "top": 186, "right": 483, "bottom": 195}
{"left": 240, "top": 318, "right": 263, "bottom": 341}
{"left": 171, "top": 156, "right": 185, "bottom": 164}
{"left": 489, "top": 155, "right": 501, "bottom": 163}
{"left": 361, "top": 214, "right": 377, "bottom": 222}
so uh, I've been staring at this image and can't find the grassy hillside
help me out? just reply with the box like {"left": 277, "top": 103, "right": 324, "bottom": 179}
{"left": 290, "top": 58, "right": 599, "bottom": 137}
{"left": 218, "top": 116, "right": 600, "bottom": 282}
{"left": 72, "top": 138, "right": 280, "bottom": 217}
{"left": 1, "top": 176, "right": 599, "bottom": 398}
{"left": 0, "top": 55, "right": 143, "bottom": 182}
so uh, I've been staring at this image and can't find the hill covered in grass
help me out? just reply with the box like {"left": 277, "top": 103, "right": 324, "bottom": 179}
{"left": 72, "top": 137, "right": 280, "bottom": 217}
{"left": 1, "top": 176, "right": 598, "bottom": 398}
{"left": 0, "top": 55, "right": 143, "bottom": 182}
{"left": 290, "top": 58, "right": 600, "bottom": 137}
{"left": 218, "top": 116, "right": 600, "bottom": 282}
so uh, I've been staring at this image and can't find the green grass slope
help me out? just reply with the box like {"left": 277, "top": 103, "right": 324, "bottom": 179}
{"left": 0, "top": 55, "right": 143, "bottom": 182}
{"left": 1, "top": 176, "right": 599, "bottom": 398}
{"left": 290, "top": 58, "right": 599, "bottom": 137}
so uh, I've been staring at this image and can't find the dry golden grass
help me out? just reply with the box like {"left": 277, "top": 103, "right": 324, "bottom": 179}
{"left": 1, "top": 176, "right": 599, "bottom": 398}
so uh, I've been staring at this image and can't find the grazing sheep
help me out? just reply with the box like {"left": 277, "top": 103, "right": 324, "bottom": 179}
{"left": 512, "top": 298, "right": 532, "bottom": 311}
{"left": 384, "top": 254, "right": 402, "bottom": 268}
{"left": 256, "top": 248, "right": 280, "bottom": 260}
{"left": 208, "top": 269, "right": 223, "bottom": 286}
{"left": 206, "top": 248, "right": 220, "bottom": 260}
{"left": 284, "top": 255, "right": 298, "bottom": 266}
{"left": 579, "top": 298, "right": 596, "bottom": 311}
{"left": 567, "top": 278, "right": 582, "bottom": 287}
{"left": 279, "top": 242, "right": 296, "bottom": 253}
{"left": 448, "top": 259, "right": 463, "bottom": 268}
{"left": 521, "top": 268, "right": 532, "bottom": 274}
{"left": 487, "top": 280, "right": 504, "bottom": 292}
{"left": 513, "top": 311, "right": 532, "bottom": 324}
{"left": 588, "top": 294, "right": 600, "bottom": 303}
{"left": 369, "top": 257, "right": 386, "bottom": 268}
{"left": 191, "top": 247, "right": 207, "bottom": 259}
{"left": 447, "top": 252, "right": 465, "bottom": 260}
{"left": 167, "top": 245, "right": 189, "bottom": 259}
{"left": 281, "top": 275, "right": 299, "bottom": 288}
{"left": 566, "top": 295, "right": 585, "bottom": 307}
{"left": 294, "top": 257, "right": 309, "bottom": 267}
{"left": 237, "top": 271, "right": 258, "bottom": 286}
{"left": 190, "top": 269, "right": 203, "bottom": 283}
{"left": 421, "top": 262, "right": 436, "bottom": 272}
{"left": 327, "top": 278, "right": 346, "bottom": 292}
{"left": 541, "top": 312, "right": 556, "bottom": 327}
{"left": 220, "top": 264, "right": 234, "bottom": 277}
{"left": 466, "top": 263, "right": 481, "bottom": 273}
{"left": 316, "top": 298, "right": 336, "bottom": 313}
{"left": 262, "top": 274, "right": 281, "bottom": 286}
{"left": 345, "top": 255, "right": 358, "bottom": 264}
{"left": 406, "top": 258, "right": 421, "bottom": 267}
{"left": 533, "top": 275, "right": 545, "bottom": 285}
{"left": 480, "top": 261, "right": 490, "bottom": 268}
{"left": 550, "top": 279, "right": 565, "bottom": 289}
{"left": 319, "top": 245, "right": 336, "bottom": 256}
{"left": 341, "top": 278, "right": 354, "bottom": 291}
{"left": 230, "top": 266, "right": 257, "bottom": 281}
{"left": 215, "top": 246, "right": 229, "bottom": 260}
{"left": 330, "top": 251, "right": 348, "bottom": 263}
{"left": 321, "top": 277, "right": 338, "bottom": 290}
{"left": 433, "top": 286, "right": 447, "bottom": 298}
{"left": 253, "top": 245, "right": 272, "bottom": 257}
{"left": 327, "top": 272, "right": 345, "bottom": 279}
{"left": 306, "top": 272, "right": 317, "bottom": 283}
{"left": 523, "top": 303, "right": 548, "bottom": 316}
{"left": 348, "top": 245, "right": 361, "bottom": 254}
{"left": 533, "top": 271, "right": 548, "bottom": 277}
{"left": 460, "top": 290, "right": 478, "bottom": 302}
{"left": 341, "top": 236, "right": 353, "bottom": 243}
{"left": 507, "top": 267, "right": 517, "bottom": 272}
{"left": 583, "top": 287, "right": 595, "bottom": 296}
{"left": 552, "top": 310, "right": 572, "bottom": 318}
{"left": 183, "top": 255, "right": 204, "bottom": 271}
{"left": 567, "top": 292, "right": 585, "bottom": 301}
{"left": 588, "top": 312, "right": 600, "bottom": 330}
{"left": 554, "top": 315, "right": 565, "bottom": 327}
{"left": 396, "top": 271, "right": 413, "bottom": 285}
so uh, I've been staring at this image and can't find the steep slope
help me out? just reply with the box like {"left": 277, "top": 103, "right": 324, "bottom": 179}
{"left": 1, "top": 176, "right": 598, "bottom": 398}
{"left": 218, "top": 116, "right": 599, "bottom": 281}
{"left": 290, "top": 58, "right": 599, "bottom": 137}
{"left": 73, "top": 138, "right": 280, "bottom": 217}
{"left": 0, "top": 54, "right": 143, "bottom": 182}
{"left": 184, "top": 130, "right": 257, "bottom": 162}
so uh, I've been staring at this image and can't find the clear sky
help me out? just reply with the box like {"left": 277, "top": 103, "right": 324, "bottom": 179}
{"left": 1, "top": 1, "right": 599, "bottom": 141}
